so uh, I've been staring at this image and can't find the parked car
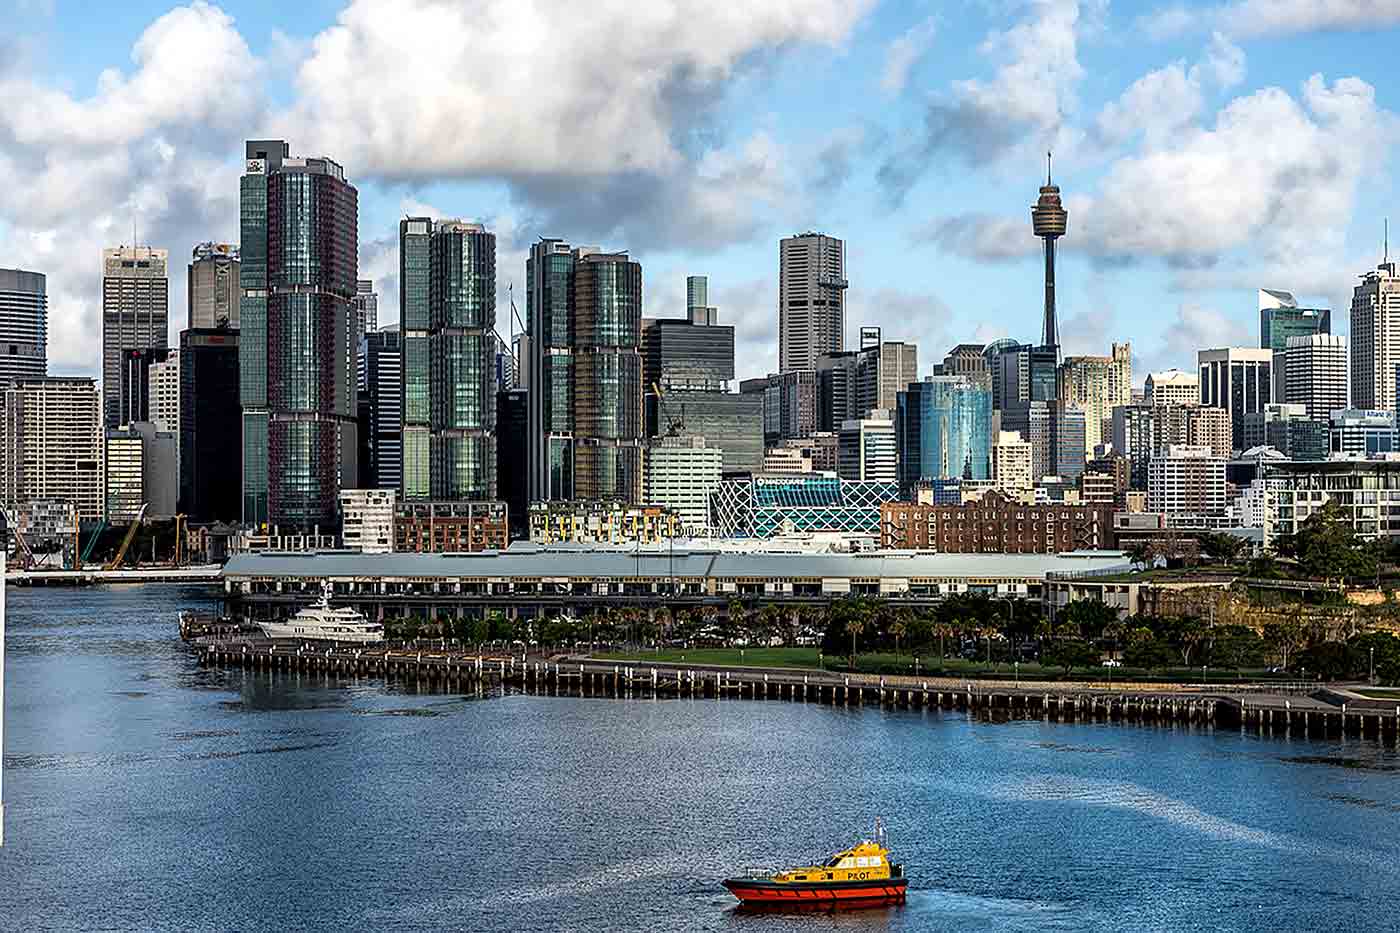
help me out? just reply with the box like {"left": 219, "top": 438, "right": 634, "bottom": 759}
{"left": 1102, "top": 659, "right": 1123, "bottom": 668}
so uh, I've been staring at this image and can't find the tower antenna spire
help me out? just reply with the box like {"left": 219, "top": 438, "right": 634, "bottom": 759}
{"left": 1047, "top": 151, "right": 1053, "bottom": 185}
{"left": 1385, "top": 218, "right": 1389, "bottom": 265}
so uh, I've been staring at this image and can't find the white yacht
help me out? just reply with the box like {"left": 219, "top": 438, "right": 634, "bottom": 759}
{"left": 258, "top": 581, "right": 384, "bottom": 643}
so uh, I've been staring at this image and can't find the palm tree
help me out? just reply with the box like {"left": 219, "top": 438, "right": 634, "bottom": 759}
{"left": 933, "top": 621, "right": 956, "bottom": 663}
{"left": 845, "top": 613, "right": 866, "bottom": 670}
{"left": 1126, "top": 541, "right": 1152, "bottom": 570}
{"left": 890, "top": 608, "right": 913, "bottom": 661}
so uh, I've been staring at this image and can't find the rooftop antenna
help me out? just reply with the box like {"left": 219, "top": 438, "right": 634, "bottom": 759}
{"left": 1047, "top": 150, "right": 1053, "bottom": 185}
{"left": 1386, "top": 218, "right": 1389, "bottom": 265}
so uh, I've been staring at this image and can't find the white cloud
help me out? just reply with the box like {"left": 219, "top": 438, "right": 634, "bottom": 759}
{"left": 1082, "top": 75, "right": 1393, "bottom": 267}
{"left": 1095, "top": 33, "right": 1244, "bottom": 147}
{"left": 878, "top": 0, "right": 1092, "bottom": 203}
{"left": 284, "top": 0, "right": 867, "bottom": 181}
{"left": 1143, "top": 0, "right": 1400, "bottom": 39}
{"left": 880, "top": 17, "right": 937, "bottom": 94}
{"left": 0, "top": 2, "right": 255, "bottom": 372}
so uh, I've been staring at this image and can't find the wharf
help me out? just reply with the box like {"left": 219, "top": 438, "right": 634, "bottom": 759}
{"left": 186, "top": 634, "right": 1400, "bottom": 743}
{"left": 10, "top": 566, "right": 223, "bottom": 587}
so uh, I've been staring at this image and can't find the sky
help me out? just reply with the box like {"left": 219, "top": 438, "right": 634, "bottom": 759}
{"left": 4, "top": 0, "right": 1400, "bottom": 386}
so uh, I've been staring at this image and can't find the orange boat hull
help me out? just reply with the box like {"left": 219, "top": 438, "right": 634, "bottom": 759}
{"left": 722, "top": 877, "right": 907, "bottom": 906}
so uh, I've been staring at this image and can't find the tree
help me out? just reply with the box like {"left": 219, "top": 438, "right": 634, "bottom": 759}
{"left": 1262, "top": 618, "right": 1306, "bottom": 671}
{"left": 1041, "top": 639, "right": 1098, "bottom": 677}
{"left": 1161, "top": 616, "right": 1208, "bottom": 666}
{"left": 1061, "top": 599, "right": 1118, "bottom": 641}
{"left": 1199, "top": 531, "right": 1247, "bottom": 565}
{"left": 1209, "top": 625, "right": 1265, "bottom": 674}
{"left": 1275, "top": 500, "right": 1378, "bottom": 584}
{"left": 933, "top": 621, "right": 956, "bottom": 663}
{"left": 890, "top": 608, "right": 913, "bottom": 660}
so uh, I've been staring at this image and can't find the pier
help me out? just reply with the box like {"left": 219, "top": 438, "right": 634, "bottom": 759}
{"left": 8, "top": 566, "right": 223, "bottom": 587}
{"left": 186, "top": 633, "right": 1399, "bottom": 742}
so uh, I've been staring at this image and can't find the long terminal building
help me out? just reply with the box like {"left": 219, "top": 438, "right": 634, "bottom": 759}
{"left": 221, "top": 548, "right": 1129, "bottom": 622}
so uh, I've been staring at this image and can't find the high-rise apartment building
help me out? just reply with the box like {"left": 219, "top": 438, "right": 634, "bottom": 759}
{"left": 526, "top": 241, "right": 644, "bottom": 503}
{"left": 1282, "top": 334, "right": 1347, "bottom": 422}
{"left": 2, "top": 378, "right": 103, "bottom": 520}
{"left": 778, "top": 232, "right": 846, "bottom": 373}
{"left": 1199, "top": 347, "right": 1272, "bottom": 452}
{"left": 0, "top": 268, "right": 48, "bottom": 384}
{"left": 352, "top": 279, "right": 378, "bottom": 345}
{"left": 359, "top": 328, "right": 402, "bottom": 491}
{"left": 990, "top": 430, "right": 1033, "bottom": 493}
{"left": 240, "top": 140, "right": 358, "bottom": 532}
{"left": 178, "top": 327, "right": 241, "bottom": 523}
{"left": 187, "top": 242, "right": 239, "bottom": 329}
{"left": 896, "top": 376, "right": 992, "bottom": 487}
{"left": 1350, "top": 259, "right": 1400, "bottom": 412}
{"left": 1148, "top": 444, "right": 1227, "bottom": 517}
{"left": 105, "top": 421, "right": 176, "bottom": 519}
{"left": 102, "top": 246, "right": 168, "bottom": 429}
{"left": 1111, "top": 402, "right": 1232, "bottom": 489}
{"left": 427, "top": 221, "right": 497, "bottom": 500}
{"left": 1107, "top": 342, "right": 1132, "bottom": 412}
{"left": 1144, "top": 369, "right": 1199, "bottom": 407}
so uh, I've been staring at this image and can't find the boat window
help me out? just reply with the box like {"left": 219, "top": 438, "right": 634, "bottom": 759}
{"left": 870, "top": 855, "right": 881, "bottom": 865}
{"left": 856, "top": 856, "right": 869, "bottom": 868}
{"left": 823, "top": 856, "right": 842, "bottom": 868}
{"left": 839, "top": 858, "right": 854, "bottom": 869}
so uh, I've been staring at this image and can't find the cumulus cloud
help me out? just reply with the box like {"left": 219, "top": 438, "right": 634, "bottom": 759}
{"left": 1142, "top": 0, "right": 1400, "bottom": 39}
{"left": 877, "top": 0, "right": 1092, "bottom": 205}
{"left": 1081, "top": 75, "right": 1392, "bottom": 267}
{"left": 0, "top": 2, "right": 256, "bottom": 371}
{"left": 281, "top": 0, "right": 866, "bottom": 251}
{"left": 880, "top": 17, "right": 937, "bottom": 94}
{"left": 1095, "top": 33, "right": 1243, "bottom": 147}
{"left": 808, "top": 126, "right": 867, "bottom": 195}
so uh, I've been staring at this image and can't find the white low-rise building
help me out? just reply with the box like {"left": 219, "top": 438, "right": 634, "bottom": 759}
{"left": 339, "top": 488, "right": 396, "bottom": 553}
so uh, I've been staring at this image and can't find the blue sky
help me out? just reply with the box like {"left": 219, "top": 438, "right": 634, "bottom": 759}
{"left": 5, "top": 0, "right": 1400, "bottom": 382}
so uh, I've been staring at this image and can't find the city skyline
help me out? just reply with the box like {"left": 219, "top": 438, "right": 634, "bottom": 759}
{"left": 4, "top": 2, "right": 1392, "bottom": 387}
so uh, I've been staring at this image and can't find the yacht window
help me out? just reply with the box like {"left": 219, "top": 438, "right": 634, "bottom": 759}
{"left": 856, "top": 856, "right": 870, "bottom": 867}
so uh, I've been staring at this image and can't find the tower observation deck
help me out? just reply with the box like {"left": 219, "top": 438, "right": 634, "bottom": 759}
{"left": 1031, "top": 153, "right": 1068, "bottom": 352}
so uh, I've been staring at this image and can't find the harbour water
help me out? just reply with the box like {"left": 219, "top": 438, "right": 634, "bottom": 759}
{"left": 2, "top": 586, "right": 1399, "bottom": 932}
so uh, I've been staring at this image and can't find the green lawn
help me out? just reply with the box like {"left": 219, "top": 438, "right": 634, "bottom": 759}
{"left": 591, "top": 646, "right": 1286, "bottom": 683}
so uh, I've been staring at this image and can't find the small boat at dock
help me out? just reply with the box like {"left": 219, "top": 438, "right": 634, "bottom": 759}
{"left": 722, "top": 823, "right": 907, "bottom": 907}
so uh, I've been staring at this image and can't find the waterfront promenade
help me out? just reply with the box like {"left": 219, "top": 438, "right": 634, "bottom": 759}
{"left": 186, "top": 630, "right": 1400, "bottom": 742}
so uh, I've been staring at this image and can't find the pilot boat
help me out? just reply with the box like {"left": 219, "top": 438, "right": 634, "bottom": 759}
{"left": 257, "top": 580, "right": 384, "bottom": 644}
{"left": 722, "top": 823, "right": 907, "bottom": 907}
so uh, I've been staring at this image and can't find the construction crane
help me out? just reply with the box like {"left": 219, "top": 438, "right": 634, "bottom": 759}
{"left": 104, "top": 503, "right": 148, "bottom": 572}
{"left": 648, "top": 382, "right": 686, "bottom": 437}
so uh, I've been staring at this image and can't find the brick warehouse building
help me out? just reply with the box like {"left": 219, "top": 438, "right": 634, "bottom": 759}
{"left": 879, "top": 490, "right": 1115, "bottom": 553}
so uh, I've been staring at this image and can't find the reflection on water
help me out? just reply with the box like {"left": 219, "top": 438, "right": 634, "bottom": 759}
{"left": 1, "top": 585, "right": 1399, "bottom": 932}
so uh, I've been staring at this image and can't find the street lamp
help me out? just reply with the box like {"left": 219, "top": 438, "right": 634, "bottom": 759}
{"left": 1371, "top": 647, "right": 1376, "bottom": 685}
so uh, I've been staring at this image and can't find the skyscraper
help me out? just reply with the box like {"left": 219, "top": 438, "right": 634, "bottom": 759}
{"left": 428, "top": 221, "right": 497, "bottom": 500}
{"left": 240, "top": 140, "right": 358, "bottom": 532}
{"left": 896, "top": 376, "right": 992, "bottom": 487}
{"left": 1199, "top": 347, "right": 1272, "bottom": 452}
{"left": 1282, "top": 334, "right": 1348, "bottom": 421}
{"left": 359, "top": 328, "right": 402, "bottom": 491}
{"left": 526, "top": 242, "right": 644, "bottom": 503}
{"left": 179, "top": 327, "right": 241, "bottom": 523}
{"left": 239, "top": 139, "right": 285, "bottom": 526}
{"left": 526, "top": 238, "right": 575, "bottom": 503}
{"left": 187, "top": 242, "right": 239, "bottom": 329}
{"left": 0, "top": 268, "right": 48, "bottom": 384}
{"left": 1058, "top": 354, "right": 1112, "bottom": 455}
{"left": 1260, "top": 288, "right": 1330, "bottom": 352}
{"left": 778, "top": 232, "right": 846, "bottom": 373}
{"left": 573, "top": 250, "right": 644, "bottom": 502}
{"left": 2, "top": 378, "right": 103, "bottom": 520}
{"left": 1350, "top": 257, "right": 1400, "bottom": 411}
{"left": 102, "top": 246, "right": 168, "bottom": 429}
{"left": 400, "top": 217, "right": 432, "bottom": 499}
